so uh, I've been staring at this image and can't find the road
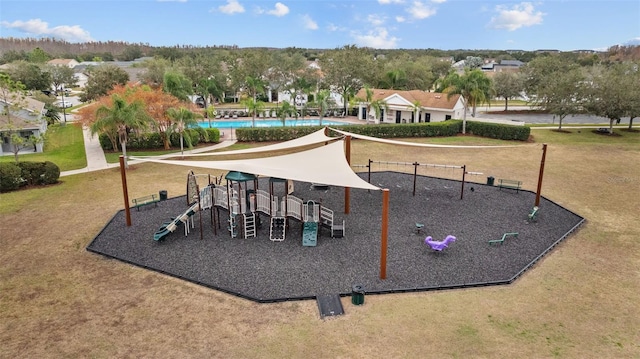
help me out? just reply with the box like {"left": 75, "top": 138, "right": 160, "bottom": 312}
{"left": 475, "top": 105, "right": 634, "bottom": 125}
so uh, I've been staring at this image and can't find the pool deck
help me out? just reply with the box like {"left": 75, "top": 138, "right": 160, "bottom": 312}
{"left": 211, "top": 116, "right": 363, "bottom": 140}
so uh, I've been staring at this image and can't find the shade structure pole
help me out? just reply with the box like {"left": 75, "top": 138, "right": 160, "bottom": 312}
{"left": 344, "top": 136, "right": 351, "bottom": 214}
{"left": 460, "top": 165, "right": 466, "bottom": 200}
{"left": 413, "top": 162, "right": 418, "bottom": 196}
{"left": 535, "top": 143, "right": 548, "bottom": 207}
{"left": 380, "top": 188, "right": 389, "bottom": 280}
{"left": 119, "top": 156, "right": 131, "bottom": 227}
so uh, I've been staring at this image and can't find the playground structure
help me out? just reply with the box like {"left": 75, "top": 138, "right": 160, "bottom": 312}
{"left": 154, "top": 170, "right": 344, "bottom": 245}
{"left": 425, "top": 235, "right": 457, "bottom": 251}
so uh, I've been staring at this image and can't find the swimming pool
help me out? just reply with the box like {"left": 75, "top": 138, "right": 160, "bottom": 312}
{"left": 198, "top": 119, "right": 347, "bottom": 128}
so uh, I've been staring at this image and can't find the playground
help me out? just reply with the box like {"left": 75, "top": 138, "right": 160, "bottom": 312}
{"left": 87, "top": 170, "right": 584, "bottom": 302}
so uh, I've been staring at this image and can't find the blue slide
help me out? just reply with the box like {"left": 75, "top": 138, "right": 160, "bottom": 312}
{"left": 302, "top": 221, "right": 318, "bottom": 247}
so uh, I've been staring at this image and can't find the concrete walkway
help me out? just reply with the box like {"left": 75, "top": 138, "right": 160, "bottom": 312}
{"left": 60, "top": 127, "right": 237, "bottom": 177}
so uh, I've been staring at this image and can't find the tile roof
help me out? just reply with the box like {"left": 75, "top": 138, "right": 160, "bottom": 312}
{"left": 355, "top": 88, "right": 461, "bottom": 110}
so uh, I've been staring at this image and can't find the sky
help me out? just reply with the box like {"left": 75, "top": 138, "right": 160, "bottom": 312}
{"left": 0, "top": 0, "right": 639, "bottom": 51}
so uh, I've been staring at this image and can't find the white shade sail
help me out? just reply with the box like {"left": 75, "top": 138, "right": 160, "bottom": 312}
{"left": 131, "top": 140, "right": 380, "bottom": 191}
{"left": 179, "top": 128, "right": 340, "bottom": 157}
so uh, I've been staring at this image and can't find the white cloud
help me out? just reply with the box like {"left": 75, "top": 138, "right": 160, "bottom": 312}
{"left": 352, "top": 27, "right": 399, "bottom": 49}
{"left": 0, "top": 18, "right": 94, "bottom": 42}
{"left": 407, "top": 1, "right": 437, "bottom": 20}
{"left": 395, "top": 16, "right": 406, "bottom": 23}
{"left": 218, "top": 0, "right": 245, "bottom": 14}
{"left": 301, "top": 15, "right": 318, "bottom": 30}
{"left": 378, "top": 0, "right": 404, "bottom": 4}
{"left": 367, "top": 14, "right": 386, "bottom": 26}
{"left": 267, "top": 2, "right": 289, "bottom": 17}
{"left": 431, "top": 0, "right": 446, "bottom": 3}
{"left": 489, "top": 2, "right": 544, "bottom": 31}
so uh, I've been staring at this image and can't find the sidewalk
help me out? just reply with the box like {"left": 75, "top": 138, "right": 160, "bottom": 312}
{"left": 60, "top": 127, "right": 237, "bottom": 177}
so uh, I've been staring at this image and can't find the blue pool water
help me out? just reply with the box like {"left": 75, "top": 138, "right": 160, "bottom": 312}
{"left": 198, "top": 119, "right": 346, "bottom": 128}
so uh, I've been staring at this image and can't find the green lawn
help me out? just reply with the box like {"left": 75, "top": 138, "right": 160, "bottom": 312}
{"left": 0, "top": 123, "right": 86, "bottom": 171}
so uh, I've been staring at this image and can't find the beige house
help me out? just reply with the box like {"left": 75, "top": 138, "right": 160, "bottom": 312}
{"left": 47, "top": 59, "right": 79, "bottom": 68}
{"left": 0, "top": 97, "right": 47, "bottom": 155}
{"left": 355, "top": 89, "right": 464, "bottom": 124}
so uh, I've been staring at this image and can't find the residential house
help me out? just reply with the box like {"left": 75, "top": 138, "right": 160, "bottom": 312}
{"left": 0, "top": 97, "right": 47, "bottom": 155}
{"left": 47, "top": 58, "right": 80, "bottom": 68}
{"left": 355, "top": 89, "right": 464, "bottom": 124}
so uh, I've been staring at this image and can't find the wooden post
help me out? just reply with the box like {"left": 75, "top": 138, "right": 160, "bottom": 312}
{"left": 460, "top": 165, "right": 466, "bottom": 200}
{"left": 119, "top": 156, "right": 132, "bottom": 227}
{"left": 535, "top": 143, "right": 547, "bottom": 207}
{"left": 345, "top": 136, "right": 351, "bottom": 214}
{"left": 380, "top": 189, "right": 389, "bottom": 280}
{"left": 412, "top": 162, "right": 418, "bottom": 196}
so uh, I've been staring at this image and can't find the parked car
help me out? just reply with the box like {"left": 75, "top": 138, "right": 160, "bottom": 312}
{"left": 55, "top": 100, "right": 73, "bottom": 108}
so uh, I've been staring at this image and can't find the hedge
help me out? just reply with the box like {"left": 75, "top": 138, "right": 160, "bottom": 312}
{"left": 98, "top": 128, "right": 220, "bottom": 151}
{"left": 465, "top": 121, "right": 530, "bottom": 141}
{"left": 0, "top": 161, "right": 60, "bottom": 192}
{"left": 236, "top": 121, "right": 461, "bottom": 142}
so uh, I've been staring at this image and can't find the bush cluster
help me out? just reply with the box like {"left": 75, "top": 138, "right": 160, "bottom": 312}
{"left": 0, "top": 161, "right": 60, "bottom": 192}
{"left": 465, "top": 121, "right": 531, "bottom": 141}
{"left": 99, "top": 128, "right": 220, "bottom": 151}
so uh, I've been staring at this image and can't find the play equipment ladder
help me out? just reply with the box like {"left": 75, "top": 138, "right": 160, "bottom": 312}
{"left": 228, "top": 214, "right": 238, "bottom": 238}
{"left": 244, "top": 213, "right": 256, "bottom": 239}
{"left": 269, "top": 217, "right": 286, "bottom": 241}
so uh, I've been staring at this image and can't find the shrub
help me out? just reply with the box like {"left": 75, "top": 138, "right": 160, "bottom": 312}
{"left": 99, "top": 134, "right": 115, "bottom": 150}
{"left": 466, "top": 121, "right": 530, "bottom": 141}
{"left": 204, "top": 128, "right": 220, "bottom": 143}
{"left": 0, "top": 162, "right": 21, "bottom": 192}
{"left": 41, "top": 161, "right": 60, "bottom": 185}
{"left": 16, "top": 161, "right": 60, "bottom": 186}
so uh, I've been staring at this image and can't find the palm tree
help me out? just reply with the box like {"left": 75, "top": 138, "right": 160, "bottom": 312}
{"left": 360, "top": 85, "right": 374, "bottom": 124}
{"left": 441, "top": 69, "right": 492, "bottom": 134}
{"left": 91, "top": 95, "right": 150, "bottom": 168}
{"left": 242, "top": 97, "right": 265, "bottom": 127}
{"left": 167, "top": 107, "right": 203, "bottom": 158}
{"left": 369, "top": 99, "right": 389, "bottom": 123}
{"left": 315, "top": 89, "right": 332, "bottom": 126}
{"left": 276, "top": 101, "right": 297, "bottom": 126}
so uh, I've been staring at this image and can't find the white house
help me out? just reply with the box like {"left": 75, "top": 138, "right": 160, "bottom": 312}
{"left": 0, "top": 97, "right": 47, "bottom": 155}
{"left": 355, "top": 89, "right": 465, "bottom": 124}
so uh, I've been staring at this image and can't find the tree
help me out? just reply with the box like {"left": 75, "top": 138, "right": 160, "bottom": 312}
{"left": 356, "top": 85, "right": 375, "bottom": 124}
{"left": 440, "top": 69, "right": 493, "bottom": 134}
{"left": 167, "top": 107, "right": 202, "bottom": 157}
{"left": 492, "top": 72, "right": 524, "bottom": 111}
{"left": 46, "top": 64, "right": 77, "bottom": 94}
{"left": 313, "top": 89, "right": 335, "bottom": 126}
{"left": 7, "top": 61, "right": 52, "bottom": 91}
{"left": 162, "top": 70, "right": 192, "bottom": 101}
{"left": 241, "top": 97, "right": 265, "bottom": 127}
{"left": 369, "top": 98, "right": 389, "bottom": 123}
{"left": 90, "top": 94, "right": 150, "bottom": 168}
{"left": 81, "top": 64, "right": 129, "bottom": 102}
{"left": 0, "top": 73, "right": 30, "bottom": 162}
{"left": 584, "top": 63, "right": 633, "bottom": 134}
{"left": 380, "top": 69, "right": 407, "bottom": 90}
{"left": 320, "top": 45, "right": 375, "bottom": 114}
{"left": 275, "top": 101, "right": 297, "bottom": 126}
{"left": 139, "top": 57, "right": 171, "bottom": 88}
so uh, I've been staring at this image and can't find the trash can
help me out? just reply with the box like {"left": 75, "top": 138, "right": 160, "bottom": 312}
{"left": 351, "top": 285, "right": 365, "bottom": 305}
{"left": 486, "top": 176, "right": 495, "bottom": 186}
{"left": 159, "top": 190, "right": 168, "bottom": 201}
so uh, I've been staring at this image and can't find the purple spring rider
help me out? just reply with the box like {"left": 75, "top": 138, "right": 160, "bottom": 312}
{"left": 425, "top": 235, "right": 456, "bottom": 251}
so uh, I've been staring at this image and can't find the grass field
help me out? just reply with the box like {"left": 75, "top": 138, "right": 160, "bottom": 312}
{"left": 1, "top": 129, "right": 639, "bottom": 358}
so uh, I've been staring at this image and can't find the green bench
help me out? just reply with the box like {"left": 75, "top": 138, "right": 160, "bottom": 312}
{"left": 528, "top": 206, "right": 539, "bottom": 222}
{"left": 489, "top": 232, "right": 519, "bottom": 245}
{"left": 132, "top": 194, "right": 160, "bottom": 211}
{"left": 498, "top": 179, "right": 522, "bottom": 192}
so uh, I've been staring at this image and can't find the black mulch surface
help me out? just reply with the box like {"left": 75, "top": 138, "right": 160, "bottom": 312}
{"left": 87, "top": 172, "right": 584, "bottom": 303}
